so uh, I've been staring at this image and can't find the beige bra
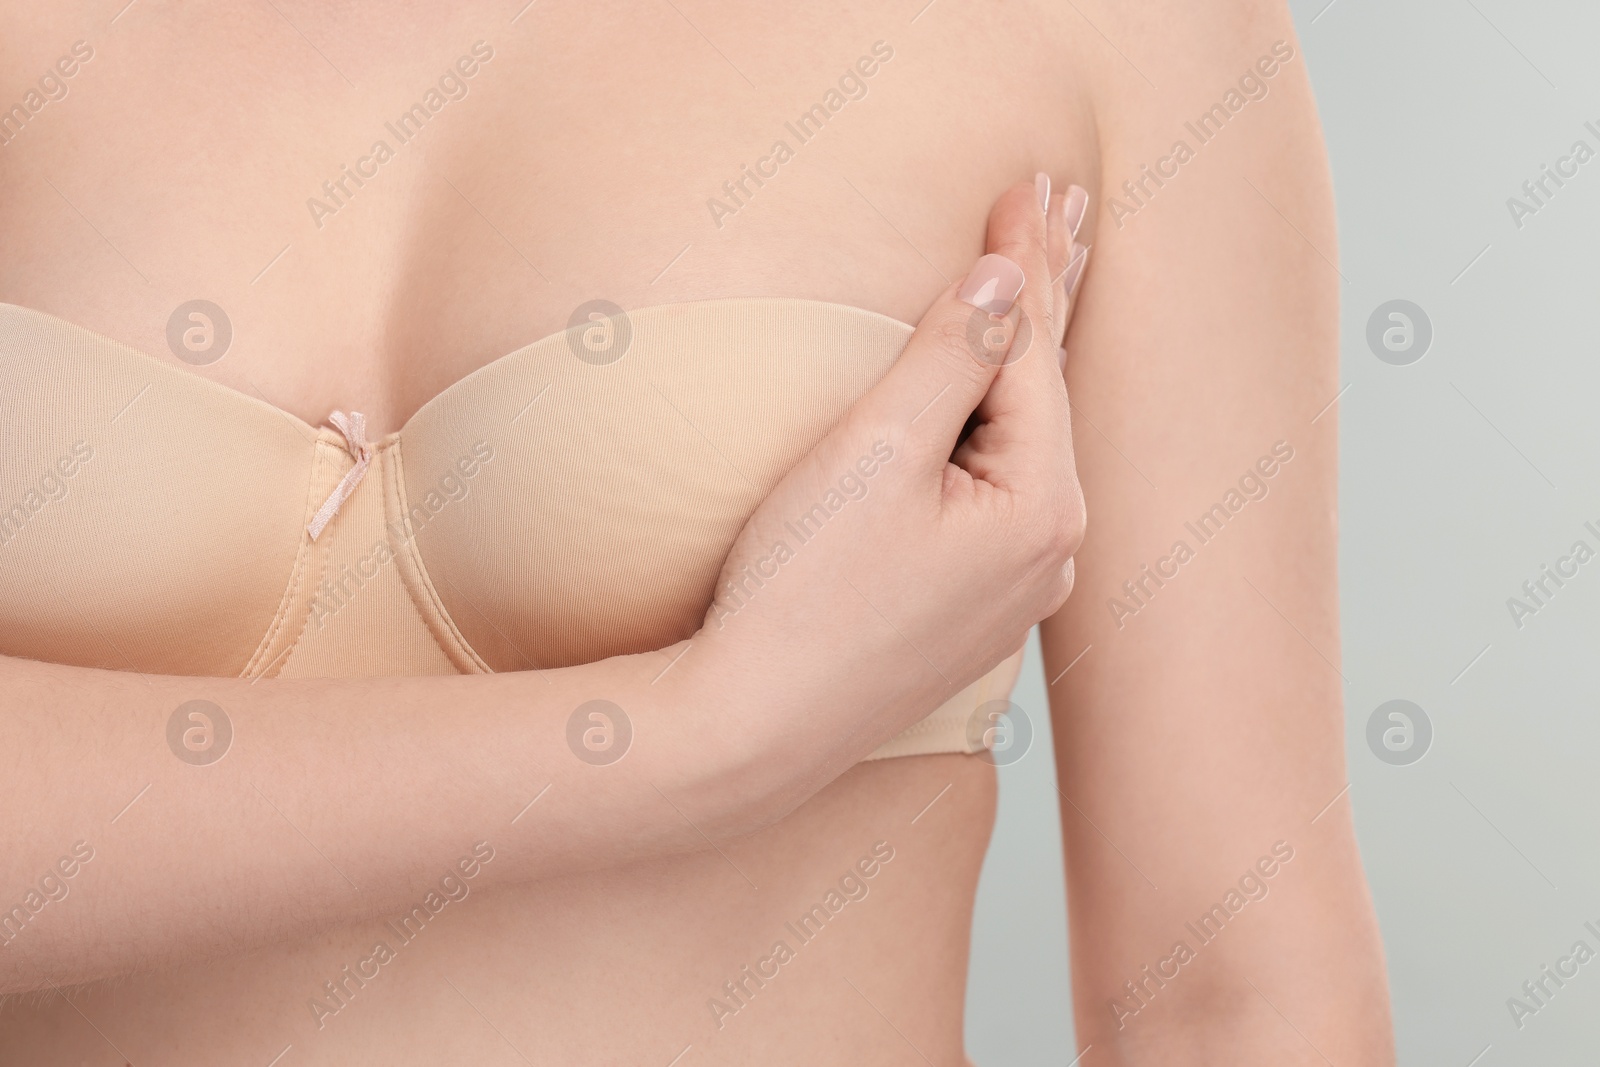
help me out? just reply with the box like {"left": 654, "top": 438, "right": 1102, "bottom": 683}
{"left": 0, "top": 299, "right": 1022, "bottom": 761}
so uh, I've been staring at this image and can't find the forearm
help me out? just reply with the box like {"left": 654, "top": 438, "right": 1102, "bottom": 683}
{"left": 0, "top": 642, "right": 737, "bottom": 992}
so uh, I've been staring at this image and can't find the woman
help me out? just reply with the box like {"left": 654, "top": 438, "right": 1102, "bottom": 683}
{"left": 0, "top": 0, "right": 1392, "bottom": 1063}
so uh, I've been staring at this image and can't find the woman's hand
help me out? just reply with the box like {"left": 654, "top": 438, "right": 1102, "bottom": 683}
{"left": 689, "top": 176, "right": 1092, "bottom": 819}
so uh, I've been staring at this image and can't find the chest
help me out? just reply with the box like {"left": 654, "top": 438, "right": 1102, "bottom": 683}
{"left": 0, "top": 0, "right": 1095, "bottom": 430}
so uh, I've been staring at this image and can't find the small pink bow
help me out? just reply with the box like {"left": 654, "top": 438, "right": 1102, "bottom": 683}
{"left": 307, "top": 411, "right": 373, "bottom": 540}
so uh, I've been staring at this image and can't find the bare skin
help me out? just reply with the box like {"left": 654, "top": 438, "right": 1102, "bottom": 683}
{"left": 0, "top": 1, "right": 1391, "bottom": 1065}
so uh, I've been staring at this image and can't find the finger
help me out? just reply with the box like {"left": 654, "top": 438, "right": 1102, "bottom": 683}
{"left": 955, "top": 180, "right": 1091, "bottom": 490}
{"left": 966, "top": 179, "right": 1063, "bottom": 437}
{"left": 1050, "top": 185, "right": 1090, "bottom": 348}
{"left": 1061, "top": 244, "right": 1089, "bottom": 311}
{"left": 1046, "top": 191, "right": 1070, "bottom": 344}
{"left": 1061, "top": 185, "right": 1091, "bottom": 348}
{"left": 1063, "top": 183, "right": 1089, "bottom": 245}
{"left": 848, "top": 254, "right": 1026, "bottom": 471}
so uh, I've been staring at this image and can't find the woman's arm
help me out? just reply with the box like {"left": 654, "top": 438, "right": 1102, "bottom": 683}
{"left": 0, "top": 644, "right": 728, "bottom": 994}
{"left": 1, "top": 181, "right": 1086, "bottom": 995}
{"left": 1043, "top": 2, "right": 1393, "bottom": 1062}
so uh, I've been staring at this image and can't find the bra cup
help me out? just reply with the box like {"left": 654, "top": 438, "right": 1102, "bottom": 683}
{"left": 396, "top": 300, "right": 913, "bottom": 671}
{"left": 0, "top": 305, "right": 317, "bottom": 676}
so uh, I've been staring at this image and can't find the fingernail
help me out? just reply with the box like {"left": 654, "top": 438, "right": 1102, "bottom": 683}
{"left": 1060, "top": 245, "right": 1089, "bottom": 299}
{"left": 1064, "top": 186, "right": 1089, "bottom": 239}
{"left": 959, "top": 253, "right": 1026, "bottom": 314}
{"left": 1057, "top": 345, "right": 1068, "bottom": 371}
{"left": 1035, "top": 172, "right": 1051, "bottom": 215}
{"left": 1069, "top": 246, "right": 1091, "bottom": 299}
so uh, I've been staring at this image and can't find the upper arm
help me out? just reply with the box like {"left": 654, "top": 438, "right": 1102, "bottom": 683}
{"left": 1042, "top": 2, "right": 1392, "bottom": 1058}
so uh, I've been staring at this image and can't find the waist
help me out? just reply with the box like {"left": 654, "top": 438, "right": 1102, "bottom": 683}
{"left": 0, "top": 752, "right": 995, "bottom": 1066}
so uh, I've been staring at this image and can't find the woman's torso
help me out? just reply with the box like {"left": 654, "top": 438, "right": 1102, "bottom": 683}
{"left": 0, "top": 2, "right": 1098, "bottom": 1062}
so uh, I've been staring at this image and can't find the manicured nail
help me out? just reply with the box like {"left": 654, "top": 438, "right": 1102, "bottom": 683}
{"left": 1035, "top": 172, "right": 1051, "bottom": 215}
{"left": 959, "top": 254, "right": 1026, "bottom": 314}
{"left": 1064, "top": 185, "right": 1089, "bottom": 239}
{"left": 1061, "top": 245, "right": 1089, "bottom": 299}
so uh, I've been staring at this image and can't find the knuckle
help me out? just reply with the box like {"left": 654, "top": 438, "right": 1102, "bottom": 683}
{"left": 989, "top": 233, "right": 1040, "bottom": 266}
{"left": 1036, "top": 558, "right": 1075, "bottom": 620}
{"left": 923, "top": 310, "right": 993, "bottom": 373}
{"left": 1030, "top": 483, "right": 1085, "bottom": 563}
{"left": 1057, "top": 490, "right": 1087, "bottom": 556}
{"left": 1013, "top": 497, "right": 1064, "bottom": 563}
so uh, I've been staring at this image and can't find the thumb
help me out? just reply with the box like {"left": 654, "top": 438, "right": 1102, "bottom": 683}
{"left": 847, "top": 253, "right": 1028, "bottom": 472}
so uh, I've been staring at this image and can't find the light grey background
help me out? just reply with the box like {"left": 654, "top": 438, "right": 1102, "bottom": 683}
{"left": 965, "top": 1, "right": 1600, "bottom": 1063}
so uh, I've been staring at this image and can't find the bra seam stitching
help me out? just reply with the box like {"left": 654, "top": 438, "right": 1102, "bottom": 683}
{"left": 384, "top": 438, "right": 493, "bottom": 674}
{"left": 240, "top": 440, "right": 333, "bottom": 678}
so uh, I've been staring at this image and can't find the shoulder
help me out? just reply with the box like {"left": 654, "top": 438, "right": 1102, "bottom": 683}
{"left": 1043, "top": 0, "right": 1313, "bottom": 148}
{"left": 1038, "top": 0, "right": 1330, "bottom": 264}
